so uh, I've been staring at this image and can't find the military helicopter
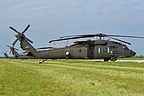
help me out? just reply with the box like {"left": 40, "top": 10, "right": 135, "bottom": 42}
{"left": 3, "top": 51, "right": 9, "bottom": 58}
{"left": 9, "top": 24, "right": 144, "bottom": 63}
{"left": 6, "top": 45, "right": 34, "bottom": 59}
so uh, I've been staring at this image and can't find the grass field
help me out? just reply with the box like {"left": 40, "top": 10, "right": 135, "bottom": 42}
{"left": 0, "top": 59, "right": 144, "bottom": 96}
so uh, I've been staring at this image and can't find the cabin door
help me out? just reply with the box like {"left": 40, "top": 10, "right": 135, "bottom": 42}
{"left": 87, "top": 46, "right": 94, "bottom": 59}
{"left": 96, "top": 47, "right": 110, "bottom": 58}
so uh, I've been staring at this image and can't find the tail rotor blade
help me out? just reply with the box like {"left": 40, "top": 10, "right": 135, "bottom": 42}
{"left": 7, "top": 45, "right": 11, "bottom": 48}
{"left": 25, "top": 37, "right": 33, "bottom": 43}
{"left": 22, "top": 24, "right": 30, "bottom": 33}
{"left": 12, "top": 39, "right": 18, "bottom": 46}
{"left": 13, "top": 47, "right": 19, "bottom": 51}
{"left": 10, "top": 50, "right": 12, "bottom": 54}
{"left": 9, "top": 26, "right": 20, "bottom": 34}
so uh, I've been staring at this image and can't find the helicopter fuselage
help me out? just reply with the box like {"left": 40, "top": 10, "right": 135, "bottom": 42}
{"left": 34, "top": 40, "right": 136, "bottom": 61}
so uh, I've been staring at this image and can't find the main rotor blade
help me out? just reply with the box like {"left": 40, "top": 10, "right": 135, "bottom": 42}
{"left": 61, "top": 33, "right": 144, "bottom": 39}
{"left": 50, "top": 33, "right": 144, "bottom": 43}
{"left": 50, "top": 34, "right": 107, "bottom": 43}
{"left": 12, "top": 39, "right": 18, "bottom": 46}
{"left": 105, "top": 34, "right": 144, "bottom": 38}
{"left": 22, "top": 24, "right": 30, "bottom": 33}
{"left": 60, "top": 34, "right": 97, "bottom": 39}
{"left": 49, "top": 36, "right": 92, "bottom": 43}
{"left": 50, "top": 34, "right": 101, "bottom": 43}
{"left": 110, "top": 37, "right": 131, "bottom": 45}
{"left": 9, "top": 26, "right": 20, "bottom": 34}
{"left": 36, "top": 47, "right": 53, "bottom": 50}
{"left": 60, "top": 34, "right": 86, "bottom": 38}
{"left": 25, "top": 37, "right": 33, "bottom": 43}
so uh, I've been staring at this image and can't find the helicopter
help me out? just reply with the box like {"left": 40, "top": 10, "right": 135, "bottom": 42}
{"left": 6, "top": 45, "right": 34, "bottom": 59}
{"left": 3, "top": 51, "right": 9, "bottom": 58}
{"left": 9, "top": 24, "right": 144, "bottom": 63}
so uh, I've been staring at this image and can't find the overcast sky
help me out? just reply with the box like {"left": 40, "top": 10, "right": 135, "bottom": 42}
{"left": 1, "top": 0, "right": 144, "bottom": 56}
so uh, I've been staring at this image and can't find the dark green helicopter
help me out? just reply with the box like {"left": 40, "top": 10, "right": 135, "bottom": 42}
{"left": 5, "top": 45, "right": 34, "bottom": 59}
{"left": 9, "top": 24, "right": 144, "bottom": 63}
{"left": 3, "top": 51, "right": 9, "bottom": 58}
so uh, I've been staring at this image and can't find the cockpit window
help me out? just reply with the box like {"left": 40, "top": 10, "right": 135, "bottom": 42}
{"left": 123, "top": 45, "right": 129, "bottom": 50}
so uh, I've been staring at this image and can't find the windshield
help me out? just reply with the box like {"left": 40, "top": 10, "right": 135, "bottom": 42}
{"left": 122, "top": 45, "right": 129, "bottom": 50}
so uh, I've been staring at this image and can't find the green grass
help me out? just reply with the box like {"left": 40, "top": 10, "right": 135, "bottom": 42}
{"left": 0, "top": 59, "right": 144, "bottom": 96}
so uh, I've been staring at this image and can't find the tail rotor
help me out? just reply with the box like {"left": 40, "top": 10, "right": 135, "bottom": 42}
{"left": 7, "top": 45, "right": 18, "bottom": 54}
{"left": 9, "top": 24, "right": 33, "bottom": 46}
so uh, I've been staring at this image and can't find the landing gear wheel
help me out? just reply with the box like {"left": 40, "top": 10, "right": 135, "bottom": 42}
{"left": 104, "top": 58, "right": 109, "bottom": 62}
{"left": 111, "top": 57, "right": 117, "bottom": 62}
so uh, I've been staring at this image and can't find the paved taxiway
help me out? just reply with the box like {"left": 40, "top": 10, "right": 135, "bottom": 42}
{"left": 88, "top": 59, "right": 144, "bottom": 63}
{"left": 116, "top": 60, "right": 144, "bottom": 63}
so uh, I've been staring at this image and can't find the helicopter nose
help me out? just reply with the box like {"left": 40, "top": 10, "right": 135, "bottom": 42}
{"left": 131, "top": 50, "right": 136, "bottom": 56}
